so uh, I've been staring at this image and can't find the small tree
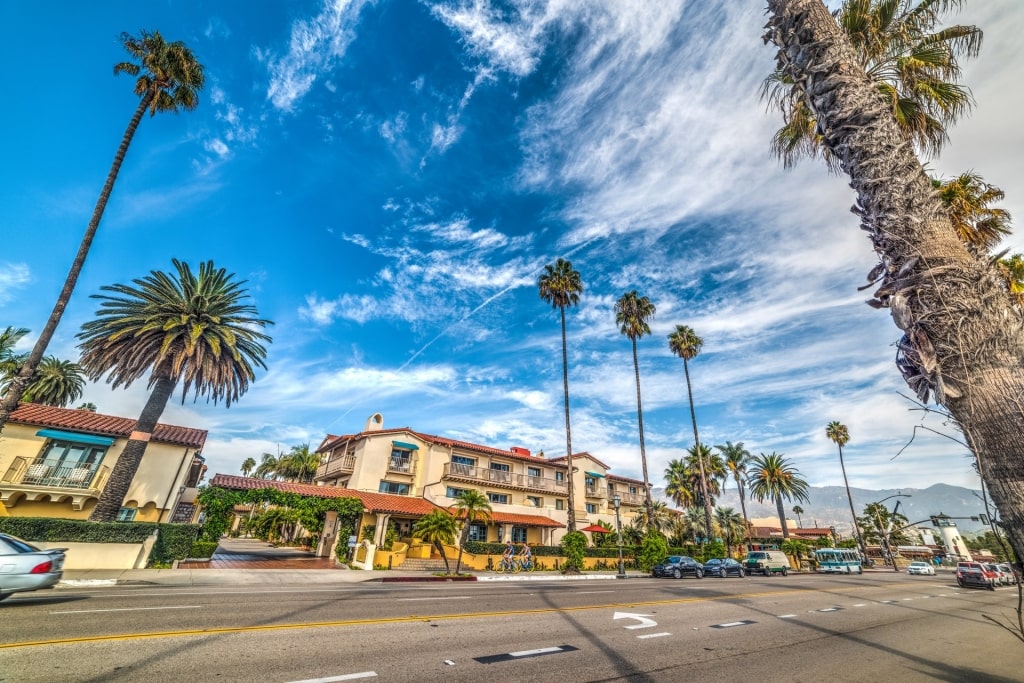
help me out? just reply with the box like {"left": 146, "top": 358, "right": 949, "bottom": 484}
{"left": 561, "top": 530, "right": 587, "bottom": 573}
{"left": 413, "top": 510, "right": 457, "bottom": 574}
{"left": 638, "top": 528, "right": 669, "bottom": 571}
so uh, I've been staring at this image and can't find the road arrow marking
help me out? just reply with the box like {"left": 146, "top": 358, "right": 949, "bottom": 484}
{"left": 614, "top": 612, "right": 658, "bottom": 629}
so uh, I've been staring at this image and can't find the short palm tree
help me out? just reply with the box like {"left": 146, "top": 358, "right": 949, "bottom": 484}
{"left": 933, "top": 172, "right": 1011, "bottom": 252}
{"left": 78, "top": 259, "right": 272, "bottom": 522}
{"left": 668, "top": 324, "right": 713, "bottom": 538}
{"left": 19, "top": 357, "right": 86, "bottom": 407}
{"left": 998, "top": 253, "right": 1024, "bottom": 307}
{"left": 538, "top": 258, "right": 583, "bottom": 531}
{"left": 0, "top": 327, "right": 28, "bottom": 377}
{"left": 453, "top": 489, "right": 492, "bottom": 574}
{"left": 826, "top": 421, "right": 865, "bottom": 555}
{"left": 717, "top": 441, "right": 753, "bottom": 530}
{"left": 792, "top": 505, "right": 805, "bottom": 528}
{"left": 0, "top": 31, "right": 204, "bottom": 433}
{"left": 664, "top": 458, "right": 697, "bottom": 510}
{"left": 748, "top": 452, "right": 810, "bottom": 539}
{"left": 615, "top": 290, "right": 656, "bottom": 527}
{"left": 634, "top": 500, "right": 672, "bottom": 534}
{"left": 241, "top": 457, "right": 257, "bottom": 477}
{"left": 413, "top": 510, "right": 458, "bottom": 574}
{"left": 681, "top": 507, "right": 708, "bottom": 544}
{"left": 714, "top": 506, "right": 747, "bottom": 557}
{"left": 763, "top": 0, "right": 982, "bottom": 169}
{"left": 278, "top": 443, "right": 319, "bottom": 483}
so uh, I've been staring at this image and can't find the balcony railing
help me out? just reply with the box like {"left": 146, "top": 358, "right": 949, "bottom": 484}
{"left": 1, "top": 456, "right": 109, "bottom": 491}
{"left": 585, "top": 484, "right": 606, "bottom": 498}
{"left": 387, "top": 457, "right": 416, "bottom": 475}
{"left": 442, "top": 463, "right": 567, "bottom": 493}
{"left": 609, "top": 490, "right": 646, "bottom": 506}
{"left": 316, "top": 453, "right": 356, "bottom": 479}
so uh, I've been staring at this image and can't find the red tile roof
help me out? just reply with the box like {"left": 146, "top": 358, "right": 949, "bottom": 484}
{"left": 318, "top": 427, "right": 561, "bottom": 466}
{"left": 9, "top": 403, "right": 207, "bottom": 449}
{"left": 446, "top": 507, "right": 564, "bottom": 528}
{"left": 548, "top": 451, "right": 611, "bottom": 469}
{"left": 209, "top": 474, "right": 441, "bottom": 515}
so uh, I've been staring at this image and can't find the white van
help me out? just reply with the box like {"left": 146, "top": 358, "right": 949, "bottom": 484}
{"left": 743, "top": 550, "right": 790, "bottom": 576}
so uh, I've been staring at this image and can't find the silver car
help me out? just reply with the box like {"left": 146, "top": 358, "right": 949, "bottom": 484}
{"left": 0, "top": 533, "right": 67, "bottom": 601}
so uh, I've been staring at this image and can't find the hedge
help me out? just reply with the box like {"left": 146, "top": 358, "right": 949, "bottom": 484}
{"left": 0, "top": 517, "right": 201, "bottom": 565}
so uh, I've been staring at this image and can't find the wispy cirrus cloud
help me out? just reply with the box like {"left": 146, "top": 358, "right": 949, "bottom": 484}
{"left": 0, "top": 263, "right": 31, "bottom": 306}
{"left": 262, "top": 0, "right": 372, "bottom": 112}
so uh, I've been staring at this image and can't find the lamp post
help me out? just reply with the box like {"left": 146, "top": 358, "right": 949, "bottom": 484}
{"left": 870, "top": 493, "right": 911, "bottom": 573}
{"left": 612, "top": 494, "right": 625, "bottom": 579}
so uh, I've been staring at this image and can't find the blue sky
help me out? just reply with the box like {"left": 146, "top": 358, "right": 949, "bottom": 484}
{"left": 2, "top": 1, "right": 1021, "bottom": 492}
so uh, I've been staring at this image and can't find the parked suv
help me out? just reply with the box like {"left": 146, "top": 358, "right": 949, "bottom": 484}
{"left": 743, "top": 550, "right": 790, "bottom": 576}
{"left": 956, "top": 561, "right": 996, "bottom": 590}
{"left": 652, "top": 555, "right": 704, "bottom": 579}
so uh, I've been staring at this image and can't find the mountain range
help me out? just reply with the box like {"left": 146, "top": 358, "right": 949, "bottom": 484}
{"left": 652, "top": 483, "right": 992, "bottom": 536}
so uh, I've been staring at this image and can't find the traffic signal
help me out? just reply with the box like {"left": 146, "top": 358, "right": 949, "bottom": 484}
{"left": 979, "top": 513, "right": 990, "bottom": 525}
{"left": 930, "top": 516, "right": 940, "bottom": 527}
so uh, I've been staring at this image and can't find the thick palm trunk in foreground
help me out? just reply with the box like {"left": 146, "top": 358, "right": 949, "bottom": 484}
{"left": 766, "top": 0, "right": 1024, "bottom": 561}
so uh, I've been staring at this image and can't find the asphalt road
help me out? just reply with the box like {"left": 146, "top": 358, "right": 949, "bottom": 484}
{"left": 1, "top": 572, "right": 1021, "bottom": 682}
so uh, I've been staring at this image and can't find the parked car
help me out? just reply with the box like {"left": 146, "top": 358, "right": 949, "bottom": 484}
{"left": 743, "top": 550, "right": 790, "bottom": 576}
{"left": 652, "top": 555, "right": 704, "bottom": 579}
{"left": 956, "top": 561, "right": 996, "bottom": 591}
{"left": 984, "top": 563, "right": 1009, "bottom": 586}
{"left": 704, "top": 558, "right": 745, "bottom": 578}
{"left": 997, "top": 563, "right": 1018, "bottom": 585}
{"left": 907, "top": 561, "right": 936, "bottom": 576}
{"left": 0, "top": 533, "right": 67, "bottom": 602}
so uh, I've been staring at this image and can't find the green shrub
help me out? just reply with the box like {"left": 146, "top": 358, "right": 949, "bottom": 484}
{"left": 561, "top": 531, "right": 587, "bottom": 572}
{"left": 638, "top": 529, "right": 668, "bottom": 571}
{"left": 148, "top": 524, "right": 202, "bottom": 565}
{"left": 187, "top": 541, "right": 219, "bottom": 559}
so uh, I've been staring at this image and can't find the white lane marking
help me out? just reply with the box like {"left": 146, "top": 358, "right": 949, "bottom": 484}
{"left": 637, "top": 632, "right": 671, "bottom": 639}
{"left": 50, "top": 605, "right": 201, "bottom": 614}
{"left": 718, "top": 621, "right": 747, "bottom": 627}
{"left": 286, "top": 673, "right": 377, "bottom": 683}
{"left": 396, "top": 596, "right": 472, "bottom": 602}
{"left": 614, "top": 612, "right": 658, "bottom": 629}
{"left": 576, "top": 591, "right": 615, "bottom": 595}
{"left": 880, "top": 600, "right": 896, "bottom": 603}
{"left": 511, "top": 647, "right": 565, "bottom": 658}
{"left": 902, "top": 598, "right": 913, "bottom": 601}
{"left": 778, "top": 614, "right": 797, "bottom": 619}
{"left": 853, "top": 604, "right": 866, "bottom": 607}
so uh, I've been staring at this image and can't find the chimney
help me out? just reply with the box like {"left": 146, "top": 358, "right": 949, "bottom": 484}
{"left": 509, "top": 446, "right": 531, "bottom": 457}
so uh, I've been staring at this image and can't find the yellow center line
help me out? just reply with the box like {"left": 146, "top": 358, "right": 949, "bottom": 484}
{"left": 2, "top": 582, "right": 908, "bottom": 650}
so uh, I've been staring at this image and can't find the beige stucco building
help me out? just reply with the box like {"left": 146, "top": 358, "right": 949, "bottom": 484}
{"left": 0, "top": 403, "right": 207, "bottom": 523}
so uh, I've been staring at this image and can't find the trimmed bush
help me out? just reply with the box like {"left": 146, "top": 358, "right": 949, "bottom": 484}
{"left": 561, "top": 531, "right": 587, "bottom": 572}
{"left": 187, "top": 540, "right": 219, "bottom": 559}
{"left": 638, "top": 530, "right": 669, "bottom": 571}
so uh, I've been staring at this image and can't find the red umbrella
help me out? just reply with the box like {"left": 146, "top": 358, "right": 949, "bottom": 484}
{"left": 580, "top": 524, "right": 611, "bottom": 533}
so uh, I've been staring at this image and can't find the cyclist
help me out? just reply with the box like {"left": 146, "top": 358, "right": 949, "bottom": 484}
{"left": 501, "top": 540, "right": 515, "bottom": 571}
{"left": 519, "top": 542, "right": 532, "bottom": 570}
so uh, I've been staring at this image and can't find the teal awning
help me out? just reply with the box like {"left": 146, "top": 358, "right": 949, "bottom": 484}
{"left": 585, "top": 471, "right": 606, "bottom": 478}
{"left": 392, "top": 440, "right": 419, "bottom": 451}
{"left": 36, "top": 429, "right": 115, "bottom": 447}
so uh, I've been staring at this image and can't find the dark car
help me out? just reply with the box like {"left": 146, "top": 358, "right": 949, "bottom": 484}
{"left": 652, "top": 555, "right": 704, "bottom": 579}
{"left": 956, "top": 561, "right": 996, "bottom": 590}
{"left": 0, "top": 533, "right": 67, "bottom": 601}
{"left": 704, "top": 558, "right": 745, "bottom": 578}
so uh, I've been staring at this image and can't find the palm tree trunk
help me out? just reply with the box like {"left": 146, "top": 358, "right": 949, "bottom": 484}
{"left": 435, "top": 541, "right": 451, "bottom": 574}
{"left": 736, "top": 475, "right": 750, "bottom": 529}
{"left": 631, "top": 339, "right": 654, "bottom": 527}
{"left": 88, "top": 374, "right": 175, "bottom": 522}
{"left": 776, "top": 495, "right": 790, "bottom": 538}
{"left": 560, "top": 305, "right": 576, "bottom": 532}
{"left": 683, "top": 358, "right": 714, "bottom": 539}
{"left": 837, "top": 444, "right": 866, "bottom": 559}
{"left": 766, "top": 0, "right": 1024, "bottom": 562}
{"left": 455, "top": 524, "right": 468, "bottom": 575}
{"left": 0, "top": 91, "right": 155, "bottom": 434}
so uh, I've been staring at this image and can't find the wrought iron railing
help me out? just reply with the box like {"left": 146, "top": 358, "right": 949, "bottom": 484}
{"left": 1, "top": 456, "right": 108, "bottom": 490}
{"left": 442, "top": 463, "right": 567, "bottom": 492}
{"left": 316, "top": 453, "right": 356, "bottom": 479}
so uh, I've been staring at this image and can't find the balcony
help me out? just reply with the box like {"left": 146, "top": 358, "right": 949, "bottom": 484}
{"left": 316, "top": 453, "right": 356, "bottom": 480}
{"left": 442, "top": 463, "right": 567, "bottom": 493}
{"left": 1, "top": 457, "right": 110, "bottom": 510}
{"left": 585, "top": 484, "right": 606, "bottom": 498}
{"left": 610, "top": 490, "right": 646, "bottom": 506}
{"left": 387, "top": 456, "right": 416, "bottom": 476}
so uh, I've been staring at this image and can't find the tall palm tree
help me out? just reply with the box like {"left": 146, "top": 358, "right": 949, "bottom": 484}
{"left": 765, "top": 0, "right": 1024, "bottom": 562}
{"left": 826, "top": 421, "right": 865, "bottom": 555}
{"left": 714, "top": 506, "right": 747, "bottom": 557}
{"left": 76, "top": 402, "right": 98, "bottom": 412}
{"left": 668, "top": 324, "right": 714, "bottom": 539}
{"left": 0, "top": 31, "right": 204, "bottom": 433}
{"left": 278, "top": 443, "right": 318, "bottom": 483}
{"left": 254, "top": 452, "right": 280, "bottom": 480}
{"left": 615, "top": 290, "right": 656, "bottom": 526}
{"left": 634, "top": 500, "right": 672, "bottom": 534}
{"left": 792, "top": 505, "right": 805, "bottom": 528}
{"left": 748, "top": 452, "right": 810, "bottom": 539}
{"left": 412, "top": 510, "right": 457, "bottom": 574}
{"left": 78, "top": 259, "right": 271, "bottom": 522}
{"left": 453, "top": 489, "right": 492, "bottom": 574}
{"left": 764, "top": 0, "right": 982, "bottom": 169}
{"left": 240, "top": 457, "right": 257, "bottom": 477}
{"left": 538, "top": 258, "right": 584, "bottom": 531}
{"left": 19, "top": 357, "right": 86, "bottom": 407}
{"left": 664, "top": 458, "right": 697, "bottom": 510}
{"left": 717, "top": 441, "right": 753, "bottom": 529}
{"left": 681, "top": 507, "right": 708, "bottom": 543}
{"left": 933, "top": 172, "right": 1011, "bottom": 252}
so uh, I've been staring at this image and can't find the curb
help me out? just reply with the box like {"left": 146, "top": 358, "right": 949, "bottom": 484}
{"left": 57, "top": 579, "right": 118, "bottom": 587}
{"left": 381, "top": 575, "right": 478, "bottom": 583}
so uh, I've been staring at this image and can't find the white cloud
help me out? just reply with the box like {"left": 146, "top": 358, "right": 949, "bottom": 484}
{"left": 204, "top": 138, "right": 230, "bottom": 158}
{"left": 265, "top": 0, "right": 372, "bottom": 112}
{"left": 0, "top": 263, "right": 31, "bottom": 305}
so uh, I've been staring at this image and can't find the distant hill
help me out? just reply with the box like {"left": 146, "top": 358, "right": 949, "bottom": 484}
{"left": 652, "top": 483, "right": 991, "bottom": 535}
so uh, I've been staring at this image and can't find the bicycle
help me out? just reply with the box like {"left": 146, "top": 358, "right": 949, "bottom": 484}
{"left": 494, "top": 556, "right": 520, "bottom": 573}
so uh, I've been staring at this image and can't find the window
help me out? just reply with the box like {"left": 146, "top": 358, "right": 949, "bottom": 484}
{"left": 511, "top": 526, "right": 527, "bottom": 543}
{"left": 527, "top": 466, "right": 541, "bottom": 477}
{"left": 487, "top": 492, "right": 509, "bottom": 504}
{"left": 31, "top": 437, "right": 109, "bottom": 487}
{"left": 555, "top": 471, "right": 565, "bottom": 483}
{"left": 445, "top": 486, "right": 467, "bottom": 498}
{"left": 116, "top": 507, "right": 137, "bottom": 522}
{"left": 555, "top": 499, "right": 565, "bottom": 510}
{"left": 468, "top": 523, "right": 487, "bottom": 542}
{"left": 629, "top": 486, "right": 638, "bottom": 495}
{"left": 585, "top": 503, "right": 597, "bottom": 514}
{"left": 450, "top": 455, "right": 475, "bottom": 475}
{"left": 379, "top": 481, "right": 410, "bottom": 495}
{"left": 526, "top": 496, "right": 542, "bottom": 507}
{"left": 389, "top": 448, "right": 413, "bottom": 472}
{"left": 489, "top": 462, "right": 511, "bottom": 483}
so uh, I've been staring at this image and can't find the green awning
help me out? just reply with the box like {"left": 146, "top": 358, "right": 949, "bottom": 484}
{"left": 584, "top": 471, "right": 606, "bottom": 478}
{"left": 392, "top": 440, "right": 419, "bottom": 451}
{"left": 36, "top": 429, "right": 115, "bottom": 447}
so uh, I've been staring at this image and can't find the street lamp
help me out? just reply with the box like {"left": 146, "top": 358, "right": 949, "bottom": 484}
{"left": 612, "top": 494, "right": 625, "bottom": 579}
{"left": 870, "top": 493, "right": 911, "bottom": 573}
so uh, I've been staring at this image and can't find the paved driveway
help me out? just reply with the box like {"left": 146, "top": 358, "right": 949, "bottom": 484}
{"left": 178, "top": 537, "right": 337, "bottom": 569}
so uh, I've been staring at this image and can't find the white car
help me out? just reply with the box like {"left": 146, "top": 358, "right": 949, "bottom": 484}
{"left": 907, "top": 561, "right": 936, "bottom": 576}
{"left": 0, "top": 533, "right": 67, "bottom": 601}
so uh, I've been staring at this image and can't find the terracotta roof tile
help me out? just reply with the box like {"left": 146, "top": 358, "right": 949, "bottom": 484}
{"left": 209, "top": 474, "right": 440, "bottom": 515}
{"left": 547, "top": 451, "right": 611, "bottom": 469}
{"left": 446, "top": 506, "right": 564, "bottom": 528}
{"left": 9, "top": 403, "right": 207, "bottom": 449}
